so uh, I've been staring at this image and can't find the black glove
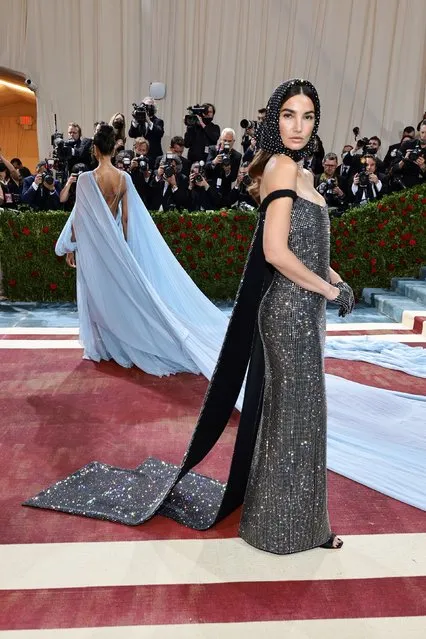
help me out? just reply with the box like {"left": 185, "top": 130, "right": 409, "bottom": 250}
{"left": 333, "top": 281, "right": 355, "bottom": 317}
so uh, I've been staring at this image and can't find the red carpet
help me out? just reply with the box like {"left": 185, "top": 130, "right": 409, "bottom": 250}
{"left": 1, "top": 346, "right": 425, "bottom": 634}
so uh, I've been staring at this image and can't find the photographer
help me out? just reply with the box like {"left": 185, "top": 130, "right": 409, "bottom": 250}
{"left": 350, "top": 155, "right": 387, "bottom": 205}
{"left": 188, "top": 161, "right": 221, "bottom": 211}
{"left": 155, "top": 136, "right": 190, "bottom": 176}
{"left": 109, "top": 112, "right": 127, "bottom": 158}
{"left": 0, "top": 149, "right": 21, "bottom": 207}
{"left": 21, "top": 161, "right": 61, "bottom": 211}
{"left": 314, "top": 153, "right": 347, "bottom": 211}
{"left": 129, "top": 138, "right": 152, "bottom": 208}
{"left": 59, "top": 163, "right": 87, "bottom": 211}
{"left": 390, "top": 120, "right": 426, "bottom": 189}
{"left": 343, "top": 134, "right": 384, "bottom": 177}
{"left": 383, "top": 126, "right": 415, "bottom": 171}
{"left": 150, "top": 153, "right": 188, "bottom": 211}
{"left": 128, "top": 97, "right": 164, "bottom": 162}
{"left": 184, "top": 103, "right": 220, "bottom": 164}
{"left": 223, "top": 162, "right": 257, "bottom": 210}
{"left": 205, "top": 128, "right": 241, "bottom": 199}
{"left": 55, "top": 123, "right": 93, "bottom": 173}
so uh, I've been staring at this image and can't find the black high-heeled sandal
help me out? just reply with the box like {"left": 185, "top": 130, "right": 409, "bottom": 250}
{"left": 320, "top": 533, "right": 343, "bottom": 549}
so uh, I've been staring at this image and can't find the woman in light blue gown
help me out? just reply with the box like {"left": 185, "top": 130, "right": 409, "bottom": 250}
{"left": 56, "top": 124, "right": 229, "bottom": 378}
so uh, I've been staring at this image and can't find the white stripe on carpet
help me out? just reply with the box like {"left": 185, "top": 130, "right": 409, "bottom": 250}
{"left": 0, "top": 617, "right": 424, "bottom": 638}
{"left": 1, "top": 534, "right": 425, "bottom": 590}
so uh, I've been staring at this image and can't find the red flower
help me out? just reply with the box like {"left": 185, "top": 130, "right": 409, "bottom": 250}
{"left": 186, "top": 220, "right": 193, "bottom": 229}
{"left": 8, "top": 279, "right": 16, "bottom": 287}
{"left": 387, "top": 263, "right": 395, "bottom": 271}
{"left": 347, "top": 253, "right": 355, "bottom": 259}
{"left": 198, "top": 250, "right": 205, "bottom": 258}
{"left": 179, "top": 232, "right": 187, "bottom": 239}
{"left": 399, "top": 196, "right": 406, "bottom": 203}
{"left": 175, "top": 247, "right": 182, "bottom": 254}
{"left": 413, "top": 194, "right": 419, "bottom": 201}
{"left": 388, "top": 231, "right": 396, "bottom": 238}
{"left": 22, "top": 227, "right": 31, "bottom": 236}
{"left": 31, "top": 270, "right": 40, "bottom": 278}
{"left": 49, "top": 283, "right": 58, "bottom": 291}
{"left": 228, "top": 245, "right": 235, "bottom": 252}
{"left": 213, "top": 216, "right": 220, "bottom": 223}
{"left": 335, "top": 239, "right": 342, "bottom": 247}
{"left": 363, "top": 251, "right": 370, "bottom": 259}
{"left": 378, "top": 240, "right": 386, "bottom": 247}
{"left": 330, "top": 261, "right": 340, "bottom": 270}
{"left": 236, "top": 234, "right": 243, "bottom": 241}
{"left": 179, "top": 215, "right": 185, "bottom": 224}
{"left": 13, "top": 232, "right": 19, "bottom": 239}
{"left": 185, "top": 244, "right": 193, "bottom": 252}
{"left": 189, "top": 262, "right": 196, "bottom": 270}
{"left": 353, "top": 268, "right": 360, "bottom": 276}
{"left": 214, "top": 273, "right": 221, "bottom": 280}
{"left": 343, "top": 230, "right": 349, "bottom": 237}
{"left": 226, "top": 257, "right": 234, "bottom": 265}
{"left": 350, "top": 219, "right": 357, "bottom": 226}
{"left": 196, "top": 223, "right": 204, "bottom": 230}
{"left": 371, "top": 266, "right": 377, "bottom": 274}
{"left": 249, "top": 224, "right": 254, "bottom": 231}
{"left": 391, "top": 243, "right": 398, "bottom": 250}
{"left": 406, "top": 204, "right": 414, "bottom": 212}
{"left": 409, "top": 239, "right": 417, "bottom": 246}
{"left": 401, "top": 232, "right": 412, "bottom": 241}
{"left": 422, "top": 198, "right": 426, "bottom": 204}
{"left": 211, "top": 233, "right": 218, "bottom": 239}
{"left": 370, "top": 258, "right": 377, "bottom": 265}
{"left": 220, "top": 210, "right": 228, "bottom": 217}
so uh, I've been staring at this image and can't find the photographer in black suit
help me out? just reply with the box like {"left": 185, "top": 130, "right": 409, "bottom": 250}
{"left": 383, "top": 126, "right": 415, "bottom": 171}
{"left": 184, "top": 103, "right": 220, "bottom": 164}
{"left": 21, "top": 161, "right": 61, "bottom": 211}
{"left": 150, "top": 153, "right": 189, "bottom": 212}
{"left": 350, "top": 155, "right": 387, "bottom": 205}
{"left": 223, "top": 162, "right": 257, "bottom": 210}
{"left": 54, "top": 123, "right": 93, "bottom": 174}
{"left": 389, "top": 120, "right": 426, "bottom": 189}
{"left": 205, "top": 128, "right": 241, "bottom": 200}
{"left": 188, "top": 161, "right": 222, "bottom": 211}
{"left": 128, "top": 97, "right": 164, "bottom": 163}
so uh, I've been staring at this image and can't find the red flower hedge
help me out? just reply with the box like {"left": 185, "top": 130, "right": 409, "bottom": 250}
{"left": 1, "top": 184, "right": 425, "bottom": 302}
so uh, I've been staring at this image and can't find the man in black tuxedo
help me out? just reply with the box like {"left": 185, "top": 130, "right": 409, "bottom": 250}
{"left": 188, "top": 161, "right": 222, "bottom": 211}
{"left": 184, "top": 103, "right": 220, "bottom": 164}
{"left": 62, "top": 123, "right": 93, "bottom": 173}
{"left": 383, "top": 126, "right": 416, "bottom": 171}
{"left": 150, "top": 154, "right": 189, "bottom": 212}
{"left": 155, "top": 136, "right": 190, "bottom": 176}
{"left": 390, "top": 120, "right": 426, "bottom": 189}
{"left": 128, "top": 97, "right": 164, "bottom": 164}
{"left": 205, "top": 128, "right": 241, "bottom": 200}
{"left": 21, "top": 161, "right": 61, "bottom": 210}
{"left": 350, "top": 155, "right": 388, "bottom": 205}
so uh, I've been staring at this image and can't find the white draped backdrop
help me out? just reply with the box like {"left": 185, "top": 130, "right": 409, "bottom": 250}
{"left": 1, "top": 0, "right": 426, "bottom": 160}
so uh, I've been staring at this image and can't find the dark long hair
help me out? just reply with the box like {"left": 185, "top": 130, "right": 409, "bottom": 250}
{"left": 93, "top": 124, "right": 116, "bottom": 156}
{"left": 248, "top": 83, "right": 318, "bottom": 203}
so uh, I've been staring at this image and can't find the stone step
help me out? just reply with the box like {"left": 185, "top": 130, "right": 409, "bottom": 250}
{"left": 392, "top": 280, "right": 426, "bottom": 305}
{"left": 362, "top": 287, "right": 426, "bottom": 323}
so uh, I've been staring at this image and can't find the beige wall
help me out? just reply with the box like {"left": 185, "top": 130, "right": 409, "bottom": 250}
{"left": 1, "top": 0, "right": 425, "bottom": 160}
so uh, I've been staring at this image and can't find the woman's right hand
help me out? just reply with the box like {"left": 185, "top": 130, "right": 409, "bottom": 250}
{"left": 326, "top": 284, "right": 340, "bottom": 301}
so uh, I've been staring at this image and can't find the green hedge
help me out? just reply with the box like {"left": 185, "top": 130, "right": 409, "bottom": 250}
{"left": 1, "top": 184, "right": 425, "bottom": 302}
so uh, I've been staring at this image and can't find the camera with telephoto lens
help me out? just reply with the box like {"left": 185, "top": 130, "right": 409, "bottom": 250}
{"left": 132, "top": 102, "right": 154, "bottom": 124}
{"left": 358, "top": 169, "right": 369, "bottom": 189}
{"left": 163, "top": 153, "right": 176, "bottom": 178}
{"left": 221, "top": 143, "right": 231, "bottom": 167}
{"left": 240, "top": 118, "right": 257, "bottom": 131}
{"left": 41, "top": 168, "right": 54, "bottom": 186}
{"left": 194, "top": 160, "right": 205, "bottom": 183}
{"left": 51, "top": 132, "right": 74, "bottom": 159}
{"left": 184, "top": 104, "right": 206, "bottom": 127}
{"left": 406, "top": 146, "right": 426, "bottom": 162}
{"left": 135, "top": 155, "right": 149, "bottom": 172}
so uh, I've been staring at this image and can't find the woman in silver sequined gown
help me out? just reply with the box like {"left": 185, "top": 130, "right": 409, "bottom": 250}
{"left": 239, "top": 80, "right": 354, "bottom": 554}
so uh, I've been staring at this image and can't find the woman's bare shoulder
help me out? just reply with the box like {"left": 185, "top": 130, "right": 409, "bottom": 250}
{"left": 262, "top": 154, "right": 298, "bottom": 192}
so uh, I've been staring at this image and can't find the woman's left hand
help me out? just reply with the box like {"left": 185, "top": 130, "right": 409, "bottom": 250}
{"left": 66, "top": 252, "right": 76, "bottom": 268}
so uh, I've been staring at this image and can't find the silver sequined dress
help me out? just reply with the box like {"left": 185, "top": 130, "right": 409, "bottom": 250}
{"left": 239, "top": 196, "right": 332, "bottom": 554}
